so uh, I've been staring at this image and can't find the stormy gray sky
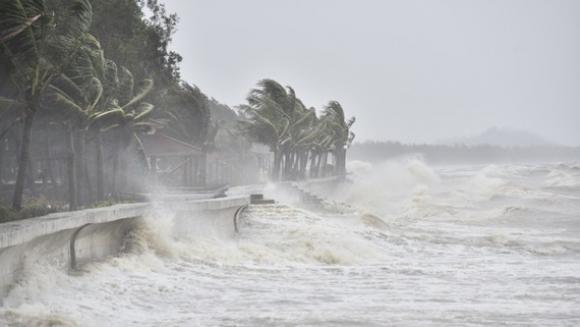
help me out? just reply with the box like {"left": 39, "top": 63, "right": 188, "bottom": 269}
{"left": 161, "top": 0, "right": 580, "bottom": 145}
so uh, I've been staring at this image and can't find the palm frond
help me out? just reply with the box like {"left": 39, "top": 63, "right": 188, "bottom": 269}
{"left": 53, "top": 73, "right": 85, "bottom": 103}
{"left": 49, "top": 85, "right": 86, "bottom": 115}
{"left": 133, "top": 102, "right": 155, "bottom": 121}
{"left": 62, "top": 0, "right": 93, "bottom": 37}
{"left": 99, "top": 123, "right": 120, "bottom": 132}
{"left": 133, "top": 122, "right": 158, "bottom": 135}
{"left": 249, "top": 109, "right": 279, "bottom": 137}
{"left": 0, "top": 14, "right": 41, "bottom": 43}
{"left": 0, "top": 95, "right": 23, "bottom": 108}
{"left": 346, "top": 116, "right": 356, "bottom": 128}
{"left": 86, "top": 77, "right": 103, "bottom": 112}
{"left": 118, "top": 66, "right": 134, "bottom": 103}
{"left": 103, "top": 59, "right": 119, "bottom": 90}
{"left": 88, "top": 108, "right": 125, "bottom": 129}
{"left": 121, "top": 78, "right": 153, "bottom": 109}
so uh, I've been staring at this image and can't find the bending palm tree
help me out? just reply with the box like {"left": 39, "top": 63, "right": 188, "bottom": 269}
{"left": 0, "top": 0, "right": 93, "bottom": 209}
{"left": 322, "top": 101, "right": 355, "bottom": 177}
{"left": 240, "top": 79, "right": 309, "bottom": 180}
{"left": 89, "top": 70, "right": 159, "bottom": 198}
{"left": 49, "top": 35, "right": 116, "bottom": 204}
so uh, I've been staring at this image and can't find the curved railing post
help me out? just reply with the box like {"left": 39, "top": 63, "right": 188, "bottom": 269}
{"left": 69, "top": 223, "right": 92, "bottom": 271}
{"left": 233, "top": 205, "right": 248, "bottom": 233}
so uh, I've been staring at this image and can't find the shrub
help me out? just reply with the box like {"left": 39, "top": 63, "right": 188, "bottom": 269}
{"left": 0, "top": 197, "right": 59, "bottom": 223}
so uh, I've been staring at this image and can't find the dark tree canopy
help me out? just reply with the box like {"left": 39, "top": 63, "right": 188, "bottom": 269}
{"left": 90, "top": 0, "right": 182, "bottom": 87}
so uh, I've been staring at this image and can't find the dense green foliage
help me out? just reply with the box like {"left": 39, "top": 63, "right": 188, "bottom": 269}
{"left": 92, "top": 0, "right": 181, "bottom": 85}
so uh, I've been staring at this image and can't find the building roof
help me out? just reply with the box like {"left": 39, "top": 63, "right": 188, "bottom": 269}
{"left": 141, "top": 133, "right": 203, "bottom": 156}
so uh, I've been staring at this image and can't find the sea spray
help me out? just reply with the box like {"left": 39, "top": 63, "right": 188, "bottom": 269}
{"left": 323, "top": 158, "right": 442, "bottom": 220}
{"left": 1, "top": 162, "right": 579, "bottom": 326}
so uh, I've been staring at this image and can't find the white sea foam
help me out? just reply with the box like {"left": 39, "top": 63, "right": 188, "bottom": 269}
{"left": 1, "top": 161, "right": 580, "bottom": 326}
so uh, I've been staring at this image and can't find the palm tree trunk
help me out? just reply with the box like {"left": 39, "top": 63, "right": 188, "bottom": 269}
{"left": 199, "top": 151, "right": 207, "bottom": 186}
{"left": 314, "top": 151, "right": 321, "bottom": 177}
{"left": 295, "top": 152, "right": 301, "bottom": 179}
{"left": 292, "top": 152, "right": 299, "bottom": 179}
{"left": 11, "top": 112, "right": 34, "bottom": 210}
{"left": 317, "top": 153, "right": 324, "bottom": 177}
{"left": 285, "top": 152, "right": 291, "bottom": 180}
{"left": 336, "top": 147, "right": 347, "bottom": 177}
{"left": 272, "top": 150, "right": 282, "bottom": 181}
{"left": 134, "top": 135, "right": 150, "bottom": 173}
{"left": 111, "top": 138, "right": 120, "bottom": 200}
{"left": 288, "top": 151, "right": 298, "bottom": 180}
{"left": 75, "top": 131, "right": 85, "bottom": 206}
{"left": 119, "top": 154, "right": 127, "bottom": 195}
{"left": 280, "top": 152, "right": 287, "bottom": 181}
{"left": 293, "top": 151, "right": 300, "bottom": 180}
{"left": 83, "top": 132, "right": 96, "bottom": 203}
{"left": 82, "top": 153, "right": 93, "bottom": 204}
{"left": 280, "top": 152, "right": 286, "bottom": 180}
{"left": 95, "top": 133, "right": 104, "bottom": 202}
{"left": 320, "top": 152, "right": 328, "bottom": 177}
{"left": 43, "top": 132, "right": 55, "bottom": 189}
{"left": 313, "top": 153, "right": 319, "bottom": 178}
{"left": 295, "top": 152, "right": 300, "bottom": 176}
{"left": 283, "top": 151, "right": 291, "bottom": 180}
{"left": 66, "top": 123, "right": 77, "bottom": 210}
{"left": 26, "top": 159, "right": 37, "bottom": 196}
{"left": 0, "top": 138, "right": 4, "bottom": 192}
{"left": 299, "top": 151, "right": 308, "bottom": 179}
{"left": 308, "top": 151, "right": 317, "bottom": 178}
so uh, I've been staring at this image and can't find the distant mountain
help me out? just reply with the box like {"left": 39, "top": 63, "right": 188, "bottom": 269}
{"left": 443, "top": 127, "right": 554, "bottom": 147}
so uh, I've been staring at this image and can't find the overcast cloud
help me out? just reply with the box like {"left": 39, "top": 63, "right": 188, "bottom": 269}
{"left": 161, "top": 0, "right": 580, "bottom": 145}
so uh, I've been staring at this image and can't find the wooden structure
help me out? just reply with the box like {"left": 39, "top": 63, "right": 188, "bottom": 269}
{"left": 141, "top": 134, "right": 207, "bottom": 187}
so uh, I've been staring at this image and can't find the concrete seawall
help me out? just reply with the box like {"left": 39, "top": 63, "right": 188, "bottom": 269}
{"left": 0, "top": 196, "right": 248, "bottom": 298}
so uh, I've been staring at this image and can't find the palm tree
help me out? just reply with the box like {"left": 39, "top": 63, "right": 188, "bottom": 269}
{"left": 88, "top": 68, "right": 159, "bottom": 198}
{"left": 0, "top": 0, "right": 93, "bottom": 209}
{"left": 163, "top": 83, "right": 212, "bottom": 185}
{"left": 288, "top": 110, "right": 331, "bottom": 179}
{"left": 284, "top": 107, "right": 317, "bottom": 179}
{"left": 238, "top": 102, "right": 287, "bottom": 180}
{"left": 321, "top": 101, "right": 355, "bottom": 177}
{"left": 48, "top": 34, "right": 114, "bottom": 205}
{"left": 165, "top": 83, "right": 211, "bottom": 146}
{"left": 240, "top": 79, "right": 310, "bottom": 180}
{"left": 48, "top": 74, "right": 102, "bottom": 208}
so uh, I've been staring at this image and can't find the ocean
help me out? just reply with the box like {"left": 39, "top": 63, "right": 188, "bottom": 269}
{"left": 1, "top": 160, "right": 579, "bottom": 326}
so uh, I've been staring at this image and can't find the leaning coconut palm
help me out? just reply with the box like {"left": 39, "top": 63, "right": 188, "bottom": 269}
{"left": 0, "top": 100, "right": 23, "bottom": 142}
{"left": 89, "top": 69, "right": 160, "bottom": 198}
{"left": 310, "top": 130, "right": 334, "bottom": 178}
{"left": 240, "top": 79, "right": 309, "bottom": 180}
{"left": 163, "top": 83, "right": 212, "bottom": 185}
{"left": 238, "top": 103, "right": 286, "bottom": 180}
{"left": 48, "top": 75, "right": 104, "bottom": 207}
{"left": 165, "top": 83, "right": 211, "bottom": 146}
{"left": 322, "top": 101, "right": 356, "bottom": 177}
{"left": 238, "top": 104, "right": 280, "bottom": 180}
{"left": 47, "top": 73, "right": 103, "bottom": 208}
{"left": 78, "top": 56, "right": 129, "bottom": 202}
{"left": 288, "top": 109, "right": 333, "bottom": 179}
{"left": 314, "top": 118, "right": 338, "bottom": 178}
{"left": 0, "top": 0, "right": 93, "bottom": 209}
{"left": 48, "top": 34, "right": 113, "bottom": 205}
{"left": 285, "top": 106, "right": 317, "bottom": 179}
{"left": 88, "top": 59, "right": 124, "bottom": 202}
{"left": 0, "top": 50, "right": 23, "bottom": 132}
